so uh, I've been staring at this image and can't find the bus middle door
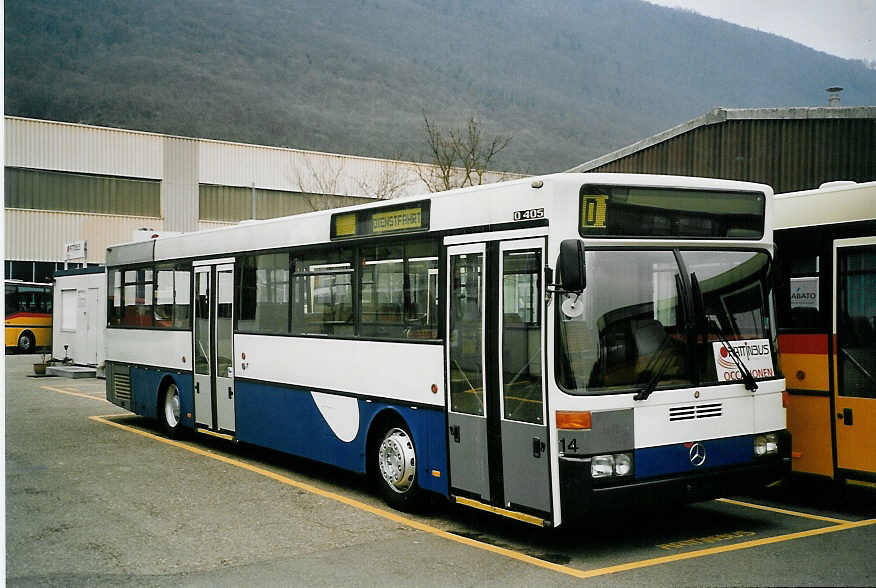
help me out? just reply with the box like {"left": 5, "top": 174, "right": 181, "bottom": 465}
{"left": 446, "top": 237, "right": 551, "bottom": 524}
{"left": 193, "top": 260, "right": 236, "bottom": 435}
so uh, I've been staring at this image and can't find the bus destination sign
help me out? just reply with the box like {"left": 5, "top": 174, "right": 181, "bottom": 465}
{"left": 580, "top": 195, "right": 608, "bottom": 232}
{"left": 372, "top": 208, "right": 422, "bottom": 233}
{"left": 577, "top": 184, "right": 765, "bottom": 239}
{"left": 331, "top": 201, "right": 430, "bottom": 239}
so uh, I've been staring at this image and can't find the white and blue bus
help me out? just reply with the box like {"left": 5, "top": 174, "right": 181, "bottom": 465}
{"left": 104, "top": 173, "right": 790, "bottom": 527}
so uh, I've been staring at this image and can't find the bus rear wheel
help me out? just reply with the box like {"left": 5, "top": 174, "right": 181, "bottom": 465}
{"left": 160, "top": 382, "right": 182, "bottom": 439}
{"left": 17, "top": 331, "right": 35, "bottom": 353}
{"left": 373, "top": 422, "right": 421, "bottom": 511}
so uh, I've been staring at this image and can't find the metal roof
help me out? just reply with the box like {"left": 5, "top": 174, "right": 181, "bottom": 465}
{"left": 568, "top": 106, "right": 876, "bottom": 173}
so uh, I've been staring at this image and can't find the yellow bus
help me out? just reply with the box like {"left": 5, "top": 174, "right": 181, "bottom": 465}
{"left": 5, "top": 280, "right": 53, "bottom": 353}
{"left": 774, "top": 181, "right": 875, "bottom": 487}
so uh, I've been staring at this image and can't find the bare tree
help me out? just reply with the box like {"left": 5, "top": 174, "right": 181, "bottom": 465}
{"left": 417, "top": 113, "right": 512, "bottom": 192}
{"left": 292, "top": 155, "right": 348, "bottom": 211}
{"left": 295, "top": 155, "right": 346, "bottom": 195}
{"left": 355, "top": 158, "right": 415, "bottom": 200}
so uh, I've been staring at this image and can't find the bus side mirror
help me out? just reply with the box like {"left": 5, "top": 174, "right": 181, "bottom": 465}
{"left": 559, "top": 239, "right": 586, "bottom": 292}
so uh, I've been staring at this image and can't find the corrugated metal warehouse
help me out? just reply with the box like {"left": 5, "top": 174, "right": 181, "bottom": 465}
{"left": 4, "top": 116, "right": 521, "bottom": 281}
{"left": 568, "top": 106, "right": 875, "bottom": 193}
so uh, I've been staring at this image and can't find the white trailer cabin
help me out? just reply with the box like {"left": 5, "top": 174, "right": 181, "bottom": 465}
{"left": 52, "top": 266, "right": 106, "bottom": 368}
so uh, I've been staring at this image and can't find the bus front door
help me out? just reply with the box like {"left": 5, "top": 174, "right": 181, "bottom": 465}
{"left": 193, "top": 260, "right": 236, "bottom": 434}
{"left": 834, "top": 238, "right": 876, "bottom": 478}
{"left": 446, "top": 238, "right": 551, "bottom": 523}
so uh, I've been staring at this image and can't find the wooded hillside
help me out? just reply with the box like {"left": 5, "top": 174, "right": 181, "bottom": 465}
{"left": 6, "top": 0, "right": 875, "bottom": 172}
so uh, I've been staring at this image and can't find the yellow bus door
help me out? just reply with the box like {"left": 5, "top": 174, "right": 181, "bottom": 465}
{"left": 834, "top": 238, "right": 876, "bottom": 478}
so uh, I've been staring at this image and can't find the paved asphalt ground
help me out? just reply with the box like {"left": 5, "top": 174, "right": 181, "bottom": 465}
{"left": 5, "top": 353, "right": 876, "bottom": 586}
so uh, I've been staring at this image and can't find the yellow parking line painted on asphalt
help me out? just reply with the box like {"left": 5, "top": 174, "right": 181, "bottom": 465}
{"left": 846, "top": 478, "right": 876, "bottom": 490}
{"left": 41, "top": 385, "right": 110, "bottom": 403}
{"left": 88, "top": 414, "right": 876, "bottom": 581}
{"left": 716, "top": 498, "right": 851, "bottom": 524}
{"left": 569, "top": 519, "right": 876, "bottom": 578}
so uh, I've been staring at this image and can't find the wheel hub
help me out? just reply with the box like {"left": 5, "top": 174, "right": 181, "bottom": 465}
{"left": 164, "top": 387, "right": 180, "bottom": 428}
{"left": 378, "top": 428, "right": 416, "bottom": 493}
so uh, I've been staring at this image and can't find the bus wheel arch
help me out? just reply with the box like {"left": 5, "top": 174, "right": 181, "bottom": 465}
{"left": 366, "top": 410, "right": 421, "bottom": 510}
{"left": 157, "top": 376, "right": 183, "bottom": 439}
{"left": 17, "top": 330, "right": 36, "bottom": 353}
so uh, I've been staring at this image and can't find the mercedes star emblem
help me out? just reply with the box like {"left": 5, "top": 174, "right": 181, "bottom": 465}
{"left": 689, "top": 442, "right": 707, "bottom": 467}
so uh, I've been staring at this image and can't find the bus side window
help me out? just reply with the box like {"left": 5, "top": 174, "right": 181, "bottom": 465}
{"left": 291, "top": 248, "right": 353, "bottom": 336}
{"left": 121, "top": 269, "right": 153, "bottom": 327}
{"left": 108, "top": 269, "right": 123, "bottom": 325}
{"left": 359, "top": 239, "right": 439, "bottom": 340}
{"left": 404, "top": 239, "right": 439, "bottom": 339}
{"left": 238, "top": 253, "right": 290, "bottom": 335}
{"left": 42, "top": 289, "right": 52, "bottom": 314}
{"left": 5, "top": 285, "right": 16, "bottom": 315}
{"left": 173, "top": 266, "right": 192, "bottom": 329}
{"left": 152, "top": 263, "right": 192, "bottom": 329}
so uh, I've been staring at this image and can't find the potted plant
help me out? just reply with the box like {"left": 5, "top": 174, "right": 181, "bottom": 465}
{"left": 33, "top": 353, "right": 48, "bottom": 375}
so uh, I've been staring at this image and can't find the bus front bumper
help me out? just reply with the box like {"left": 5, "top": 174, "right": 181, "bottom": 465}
{"left": 559, "top": 445, "right": 791, "bottom": 521}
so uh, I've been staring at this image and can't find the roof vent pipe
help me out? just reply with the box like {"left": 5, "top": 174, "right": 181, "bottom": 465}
{"left": 826, "top": 86, "right": 843, "bottom": 106}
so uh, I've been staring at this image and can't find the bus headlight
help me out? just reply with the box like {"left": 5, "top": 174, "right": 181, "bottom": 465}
{"left": 765, "top": 433, "right": 778, "bottom": 454}
{"left": 591, "top": 453, "right": 633, "bottom": 478}
{"left": 754, "top": 433, "right": 778, "bottom": 457}
{"left": 591, "top": 455, "right": 614, "bottom": 478}
{"left": 614, "top": 453, "right": 633, "bottom": 476}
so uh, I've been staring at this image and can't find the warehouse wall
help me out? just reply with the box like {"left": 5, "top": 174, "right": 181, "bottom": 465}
{"left": 5, "top": 167, "right": 161, "bottom": 216}
{"left": 4, "top": 117, "right": 162, "bottom": 179}
{"left": 198, "top": 138, "right": 428, "bottom": 199}
{"left": 198, "top": 184, "right": 370, "bottom": 222}
{"left": 5, "top": 209, "right": 163, "bottom": 264}
{"left": 162, "top": 137, "right": 199, "bottom": 232}
{"left": 4, "top": 116, "right": 525, "bottom": 266}
{"left": 583, "top": 116, "right": 875, "bottom": 194}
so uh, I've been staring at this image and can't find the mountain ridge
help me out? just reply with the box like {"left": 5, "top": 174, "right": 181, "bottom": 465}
{"left": 6, "top": 0, "right": 875, "bottom": 173}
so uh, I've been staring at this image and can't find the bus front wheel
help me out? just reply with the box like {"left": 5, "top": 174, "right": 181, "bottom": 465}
{"left": 160, "top": 382, "right": 182, "bottom": 439}
{"left": 17, "top": 331, "right": 35, "bottom": 353}
{"left": 373, "top": 422, "right": 421, "bottom": 511}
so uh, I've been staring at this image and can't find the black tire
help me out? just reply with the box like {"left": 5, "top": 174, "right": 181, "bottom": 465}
{"left": 159, "top": 382, "right": 183, "bottom": 439}
{"left": 17, "top": 331, "right": 35, "bottom": 353}
{"left": 372, "top": 420, "right": 421, "bottom": 511}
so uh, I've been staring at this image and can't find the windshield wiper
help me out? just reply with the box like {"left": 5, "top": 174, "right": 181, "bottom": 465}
{"left": 633, "top": 334, "right": 674, "bottom": 401}
{"left": 634, "top": 273, "right": 686, "bottom": 401}
{"left": 692, "top": 272, "right": 758, "bottom": 392}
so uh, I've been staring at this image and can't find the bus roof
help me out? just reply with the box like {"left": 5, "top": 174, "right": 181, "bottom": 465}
{"left": 105, "top": 172, "right": 774, "bottom": 266}
{"left": 774, "top": 181, "right": 875, "bottom": 230}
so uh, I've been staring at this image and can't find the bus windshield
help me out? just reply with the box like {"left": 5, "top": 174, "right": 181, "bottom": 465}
{"left": 556, "top": 248, "right": 775, "bottom": 395}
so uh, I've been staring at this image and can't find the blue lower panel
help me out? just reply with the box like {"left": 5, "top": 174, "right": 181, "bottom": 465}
{"left": 635, "top": 435, "right": 754, "bottom": 479}
{"left": 129, "top": 366, "right": 195, "bottom": 429}
{"left": 234, "top": 380, "right": 449, "bottom": 496}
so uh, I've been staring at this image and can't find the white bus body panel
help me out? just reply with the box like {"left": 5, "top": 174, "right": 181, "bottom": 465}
{"left": 754, "top": 386, "right": 787, "bottom": 434}
{"left": 234, "top": 335, "right": 445, "bottom": 407}
{"left": 775, "top": 181, "right": 875, "bottom": 229}
{"left": 632, "top": 379, "right": 785, "bottom": 448}
{"left": 311, "top": 392, "right": 360, "bottom": 442}
{"left": 105, "top": 329, "right": 191, "bottom": 372}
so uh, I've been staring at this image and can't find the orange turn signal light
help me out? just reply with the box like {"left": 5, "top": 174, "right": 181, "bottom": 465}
{"left": 556, "top": 411, "right": 592, "bottom": 430}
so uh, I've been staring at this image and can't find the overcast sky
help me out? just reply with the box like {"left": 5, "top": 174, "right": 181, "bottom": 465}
{"left": 647, "top": 0, "right": 875, "bottom": 63}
